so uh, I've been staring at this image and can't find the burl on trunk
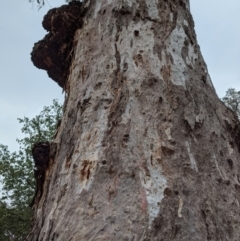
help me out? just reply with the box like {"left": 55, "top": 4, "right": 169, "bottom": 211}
{"left": 28, "top": 0, "right": 240, "bottom": 240}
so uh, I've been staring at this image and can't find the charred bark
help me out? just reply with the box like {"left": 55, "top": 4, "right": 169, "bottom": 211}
{"left": 28, "top": 0, "right": 240, "bottom": 240}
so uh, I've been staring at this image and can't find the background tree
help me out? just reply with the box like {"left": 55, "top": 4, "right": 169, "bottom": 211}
{"left": 222, "top": 88, "right": 240, "bottom": 119}
{"left": 0, "top": 99, "right": 62, "bottom": 241}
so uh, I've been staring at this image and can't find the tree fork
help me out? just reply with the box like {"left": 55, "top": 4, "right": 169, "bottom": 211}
{"left": 28, "top": 0, "right": 240, "bottom": 240}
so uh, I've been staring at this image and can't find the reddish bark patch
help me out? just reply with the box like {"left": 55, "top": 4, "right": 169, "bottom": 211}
{"left": 80, "top": 160, "right": 93, "bottom": 182}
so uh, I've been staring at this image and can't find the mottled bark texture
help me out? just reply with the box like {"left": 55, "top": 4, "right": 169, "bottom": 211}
{"left": 28, "top": 0, "right": 240, "bottom": 240}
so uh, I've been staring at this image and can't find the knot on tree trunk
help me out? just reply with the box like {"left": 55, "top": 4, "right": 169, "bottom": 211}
{"left": 31, "top": 2, "right": 83, "bottom": 88}
{"left": 32, "top": 141, "right": 50, "bottom": 171}
{"left": 30, "top": 142, "right": 50, "bottom": 207}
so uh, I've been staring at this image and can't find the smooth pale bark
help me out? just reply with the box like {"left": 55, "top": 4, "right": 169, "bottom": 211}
{"left": 28, "top": 0, "right": 240, "bottom": 240}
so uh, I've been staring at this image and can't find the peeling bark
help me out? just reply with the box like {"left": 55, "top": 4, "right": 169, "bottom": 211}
{"left": 28, "top": 0, "right": 240, "bottom": 240}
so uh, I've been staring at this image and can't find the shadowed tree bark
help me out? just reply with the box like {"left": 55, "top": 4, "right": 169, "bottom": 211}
{"left": 28, "top": 0, "right": 240, "bottom": 240}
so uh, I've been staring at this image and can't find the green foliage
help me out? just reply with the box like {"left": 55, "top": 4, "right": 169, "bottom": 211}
{"left": 0, "top": 99, "right": 62, "bottom": 241}
{"left": 222, "top": 88, "right": 240, "bottom": 119}
{"left": 0, "top": 202, "right": 32, "bottom": 241}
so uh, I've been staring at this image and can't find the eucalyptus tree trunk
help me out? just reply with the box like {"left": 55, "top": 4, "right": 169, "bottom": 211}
{"left": 28, "top": 0, "right": 240, "bottom": 240}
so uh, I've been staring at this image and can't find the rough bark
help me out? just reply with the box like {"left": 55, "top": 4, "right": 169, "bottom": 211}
{"left": 28, "top": 0, "right": 240, "bottom": 240}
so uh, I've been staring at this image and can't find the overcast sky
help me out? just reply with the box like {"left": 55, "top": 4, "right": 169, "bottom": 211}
{"left": 0, "top": 0, "right": 239, "bottom": 151}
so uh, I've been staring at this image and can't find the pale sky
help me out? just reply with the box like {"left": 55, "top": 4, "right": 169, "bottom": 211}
{"left": 0, "top": 0, "right": 239, "bottom": 151}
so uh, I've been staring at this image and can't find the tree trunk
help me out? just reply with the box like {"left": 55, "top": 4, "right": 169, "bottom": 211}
{"left": 28, "top": 0, "right": 240, "bottom": 240}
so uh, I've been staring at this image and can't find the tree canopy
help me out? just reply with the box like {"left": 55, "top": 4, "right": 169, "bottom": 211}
{"left": 0, "top": 99, "right": 62, "bottom": 241}
{"left": 222, "top": 88, "right": 240, "bottom": 119}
